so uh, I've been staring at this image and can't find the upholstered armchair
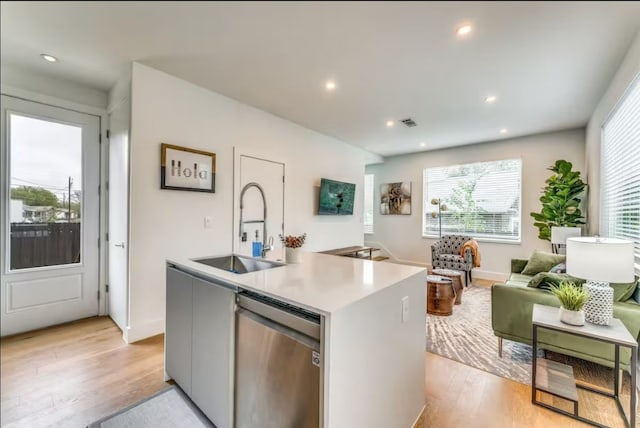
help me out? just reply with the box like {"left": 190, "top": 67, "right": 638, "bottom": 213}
{"left": 430, "top": 235, "right": 474, "bottom": 285}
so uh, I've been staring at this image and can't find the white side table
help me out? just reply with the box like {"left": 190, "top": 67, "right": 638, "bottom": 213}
{"left": 531, "top": 304, "right": 637, "bottom": 427}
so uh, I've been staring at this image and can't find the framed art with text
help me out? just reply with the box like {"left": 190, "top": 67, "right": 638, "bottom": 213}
{"left": 160, "top": 143, "right": 216, "bottom": 193}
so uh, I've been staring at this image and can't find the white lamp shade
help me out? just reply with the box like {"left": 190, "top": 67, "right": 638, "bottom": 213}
{"left": 566, "top": 237, "right": 635, "bottom": 283}
{"left": 550, "top": 226, "right": 581, "bottom": 244}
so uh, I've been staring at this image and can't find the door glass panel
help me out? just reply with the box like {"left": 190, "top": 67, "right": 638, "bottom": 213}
{"left": 9, "top": 113, "right": 82, "bottom": 270}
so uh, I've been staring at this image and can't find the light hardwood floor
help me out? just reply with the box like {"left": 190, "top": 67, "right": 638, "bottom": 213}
{"left": 1, "top": 310, "right": 633, "bottom": 427}
{"left": 1, "top": 317, "right": 167, "bottom": 428}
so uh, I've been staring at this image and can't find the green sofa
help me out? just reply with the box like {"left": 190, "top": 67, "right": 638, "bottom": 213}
{"left": 491, "top": 258, "right": 640, "bottom": 371}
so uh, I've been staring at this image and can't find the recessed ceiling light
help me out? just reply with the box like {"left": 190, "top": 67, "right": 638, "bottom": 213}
{"left": 456, "top": 24, "right": 473, "bottom": 37}
{"left": 325, "top": 80, "right": 336, "bottom": 91}
{"left": 500, "top": 128, "right": 508, "bottom": 134}
{"left": 485, "top": 95, "right": 497, "bottom": 104}
{"left": 385, "top": 120, "right": 395, "bottom": 128}
{"left": 40, "top": 54, "right": 58, "bottom": 63}
{"left": 420, "top": 142, "right": 426, "bottom": 147}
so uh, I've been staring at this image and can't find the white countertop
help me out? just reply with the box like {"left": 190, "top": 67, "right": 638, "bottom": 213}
{"left": 168, "top": 250, "right": 425, "bottom": 315}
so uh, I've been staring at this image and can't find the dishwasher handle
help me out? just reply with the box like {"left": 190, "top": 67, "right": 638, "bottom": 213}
{"left": 237, "top": 308, "right": 320, "bottom": 352}
{"left": 237, "top": 294, "right": 321, "bottom": 341}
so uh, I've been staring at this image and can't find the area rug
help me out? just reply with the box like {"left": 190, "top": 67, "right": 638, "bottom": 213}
{"left": 88, "top": 386, "right": 215, "bottom": 428}
{"left": 426, "top": 285, "right": 633, "bottom": 396}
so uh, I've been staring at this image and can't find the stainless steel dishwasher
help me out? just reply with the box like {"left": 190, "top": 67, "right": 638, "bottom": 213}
{"left": 235, "top": 291, "right": 321, "bottom": 428}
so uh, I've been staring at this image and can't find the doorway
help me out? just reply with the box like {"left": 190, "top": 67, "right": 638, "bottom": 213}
{"left": 234, "top": 154, "right": 285, "bottom": 257}
{"left": 0, "top": 95, "right": 101, "bottom": 336}
{"left": 107, "top": 99, "right": 129, "bottom": 332}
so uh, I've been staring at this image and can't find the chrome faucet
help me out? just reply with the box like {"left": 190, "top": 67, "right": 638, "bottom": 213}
{"left": 240, "top": 182, "right": 272, "bottom": 257}
{"left": 262, "top": 236, "right": 274, "bottom": 258}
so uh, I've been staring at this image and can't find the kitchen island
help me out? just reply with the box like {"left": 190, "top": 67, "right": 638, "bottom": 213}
{"left": 166, "top": 251, "right": 426, "bottom": 428}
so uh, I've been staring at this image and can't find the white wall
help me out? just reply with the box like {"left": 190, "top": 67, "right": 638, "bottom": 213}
{"left": 585, "top": 31, "right": 640, "bottom": 235}
{"left": 366, "top": 129, "right": 586, "bottom": 279}
{"left": 127, "top": 63, "right": 374, "bottom": 341}
{"left": 1, "top": 63, "right": 108, "bottom": 110}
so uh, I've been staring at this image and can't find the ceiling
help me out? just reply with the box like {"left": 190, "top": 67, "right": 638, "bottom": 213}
{"left": 2, "top": 2, "right": 639, "bottom": 157}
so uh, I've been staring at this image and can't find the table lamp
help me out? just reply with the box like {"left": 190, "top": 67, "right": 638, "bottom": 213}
{"left": 550, "top": 226, "right": 581, "bottom": 254}
{"left": 566, "top": 237, "right": 634, "bottom": 325}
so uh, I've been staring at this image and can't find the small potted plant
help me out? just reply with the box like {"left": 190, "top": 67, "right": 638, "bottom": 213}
{"left": 279, "top": 233, "right": 307, "bottom": 264}
{"left": 550, "top": 280, "right": 589, "bottom": 326}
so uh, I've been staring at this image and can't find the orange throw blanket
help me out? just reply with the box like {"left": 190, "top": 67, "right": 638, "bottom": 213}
{"left": 460, "top": 240, "right": 481, "bottom": 268}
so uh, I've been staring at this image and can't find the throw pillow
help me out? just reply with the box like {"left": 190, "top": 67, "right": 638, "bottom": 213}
{"left": 549, "top": 263, "right": 566, "bottom": 274}
{"left": 610, "top": 276, "right": 639, "bottom": 302}
{"left": 521, "top": 250, "right": 566, "bottom": 276}
{"left": 528, "top": 272, "right": 585, "bottom": 291}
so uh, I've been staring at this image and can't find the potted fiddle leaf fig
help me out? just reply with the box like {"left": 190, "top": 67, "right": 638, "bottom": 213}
{"left": 530, "top": 160, "right": 587, "bottom": 241}
{"left": 550, "top": 281, "right": 589, "bottom": 326}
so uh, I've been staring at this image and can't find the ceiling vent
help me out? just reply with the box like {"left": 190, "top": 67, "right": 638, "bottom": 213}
{"left": 400, "top": 118, "right": 417, "bottom": 127}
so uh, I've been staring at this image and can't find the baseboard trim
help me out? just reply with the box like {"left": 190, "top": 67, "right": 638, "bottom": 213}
{"left": 411, "top": 405, "right": 426, "bottom": 428}
{"left": 472, "top": 269, "right": 509, "bottom": 282}
{"left": 124, "top": 318, "right": 164, "bottom": 343}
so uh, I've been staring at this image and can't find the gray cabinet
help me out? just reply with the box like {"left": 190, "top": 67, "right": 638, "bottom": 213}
{"left": 165, "top": 266, "right": 236, "bottom": 428}
{"left": 165, "top": 267, "right": 193, "bottom": 394}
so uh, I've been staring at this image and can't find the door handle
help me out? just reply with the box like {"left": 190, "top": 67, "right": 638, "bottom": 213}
{"left": 115, "top": 243, "right": 125, "bottom": 248}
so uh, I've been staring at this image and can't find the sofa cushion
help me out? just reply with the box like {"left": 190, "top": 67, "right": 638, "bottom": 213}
{"left": 510, "top": 273, "right": 533, "bottom": 283}
{"left": 521, "top": 250, "right": 566, "bottom": 276}
{"left": 439, "top": 254, "right": 464, "bottom": 263}
{"left": 527, "top": 272, "right": 585, "bottom": 290}
{"left": 505, "top": 279, "right": 529, "bottom": 288}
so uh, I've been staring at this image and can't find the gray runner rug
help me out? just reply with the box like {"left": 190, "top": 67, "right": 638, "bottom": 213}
{"left": 88, "top": 386, "right": 215, "bottom": 428}
{"left": 426, "top": 285, "right": 632, "bottom": 397}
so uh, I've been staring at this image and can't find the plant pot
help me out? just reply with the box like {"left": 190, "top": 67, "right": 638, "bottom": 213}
{"left": 559, "top": 307, "right": 585, "bottom": 326}
{"left": 285, "top": 247, "right": 302, "bottom": 264}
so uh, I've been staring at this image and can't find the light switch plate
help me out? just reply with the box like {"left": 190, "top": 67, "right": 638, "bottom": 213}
{"left": 204, "top": 216, "right": 213, "bottom": 229}
{"left": 401, "top": 296, "right": 409, "bottom": 323}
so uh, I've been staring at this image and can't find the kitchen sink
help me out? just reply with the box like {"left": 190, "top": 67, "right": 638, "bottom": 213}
{"left": 192, "top": 255, "right": 284, "bottom": 274}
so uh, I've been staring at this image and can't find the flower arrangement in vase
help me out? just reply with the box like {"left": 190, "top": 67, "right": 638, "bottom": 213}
{"left": 279, "top": 233, "right": 307, "bottom": 264}
{"left": 550, "top": 280, "right": 589, "bottom": 326}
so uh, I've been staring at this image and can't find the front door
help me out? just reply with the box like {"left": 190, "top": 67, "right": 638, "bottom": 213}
{"left": 0, "top": 95, "right": 101, "bottom": 336}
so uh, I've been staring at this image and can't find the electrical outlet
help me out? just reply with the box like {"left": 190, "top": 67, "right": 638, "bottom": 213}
{"left": 401, "top": 296, "right": 409, "bottom": 323}
{"left": 204, "top": 216, "right": 213, "bottom": 229}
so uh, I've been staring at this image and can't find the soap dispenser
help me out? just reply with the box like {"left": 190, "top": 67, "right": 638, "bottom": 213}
{"left": 252, "top": 230, "right": 262, "bottom": 257}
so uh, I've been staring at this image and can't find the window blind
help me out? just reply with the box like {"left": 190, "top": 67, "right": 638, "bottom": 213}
{"left": 364, "top": 174, "right": 374, "bottom": 234}
{"left": 423, "top": 159, "right": 522, "bottom": 241}
{"left": 601, "top": 76, "right": 640, "bottom": 266}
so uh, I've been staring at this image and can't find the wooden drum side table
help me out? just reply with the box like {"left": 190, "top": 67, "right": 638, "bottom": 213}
{"left": 431, "top": 269, "right": 464, "bottom": 305}
{"left": 426, "top": 275, "right": 455, "bottom": 316}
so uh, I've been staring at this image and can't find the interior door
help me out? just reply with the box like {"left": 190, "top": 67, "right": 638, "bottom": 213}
{"left": 234, "top": 155, "right": 284, "bottom": 258}
{"left": 0, "top": 95, "right": 100, "bottom": 336}
{"left": 107, "top": 99, "right": 129, "bottom": 331}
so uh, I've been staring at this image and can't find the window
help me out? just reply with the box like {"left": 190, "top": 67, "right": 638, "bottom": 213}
{"left": 364, "top": 174, "right": 374, "bottom": 234}
{"left": 601, "top": 76, "right": 640, "bottom": 267}
{"left": 423, "top": 159, "right": 522, "bottom": 241}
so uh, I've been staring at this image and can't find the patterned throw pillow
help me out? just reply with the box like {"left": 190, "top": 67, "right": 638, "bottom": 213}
{"left": 549, "top": 263, "right": 566, "bottom": 274}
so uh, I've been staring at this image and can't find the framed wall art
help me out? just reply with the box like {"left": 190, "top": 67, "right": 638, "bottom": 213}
{"left": 160, "top": 143, "right": 216, "bottom": 193}
{"left": 380, "top": 182, "right": 411, "bottom": 215}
